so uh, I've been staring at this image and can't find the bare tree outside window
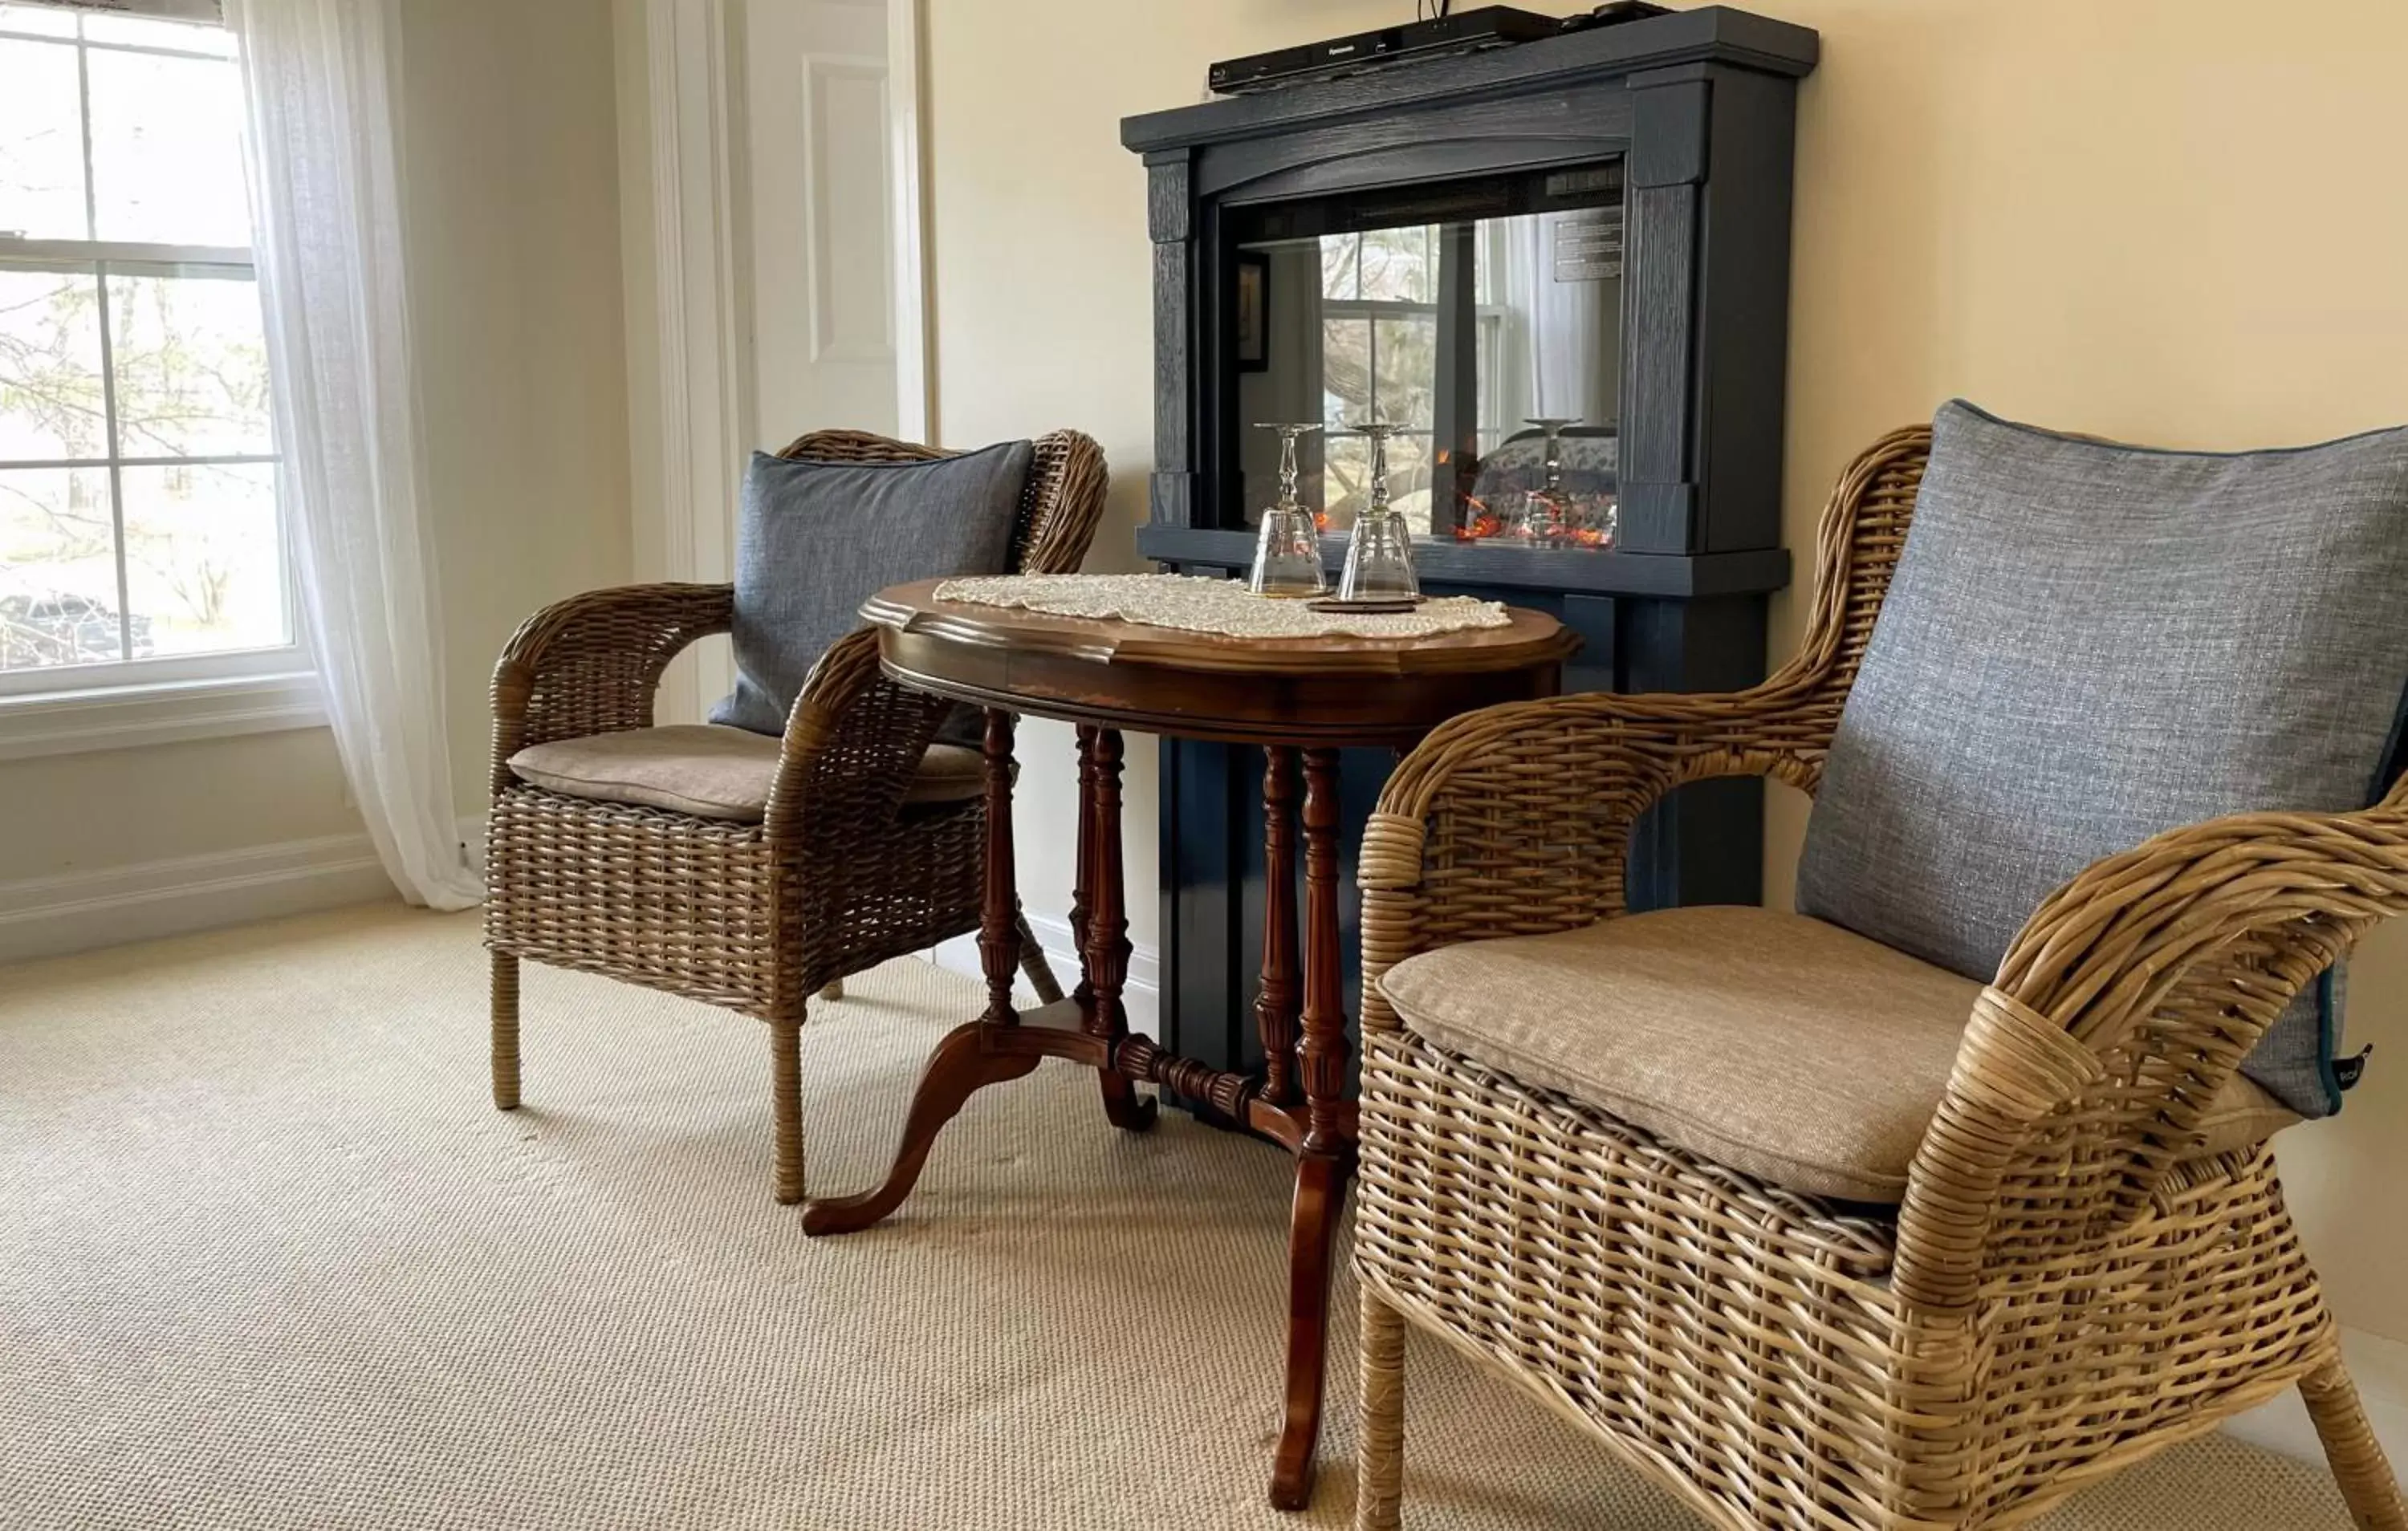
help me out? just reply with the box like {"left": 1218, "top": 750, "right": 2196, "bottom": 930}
{"left": 1316, "top": 226, "right": 1503, "bottom": 531}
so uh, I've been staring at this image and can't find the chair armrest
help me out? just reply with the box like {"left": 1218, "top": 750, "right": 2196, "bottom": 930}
{"left": 759, "top": 626, "right": 952, "bottom": 857}
{"left": 1896, "top": 797, "right": 2408, "bottom": 1313}
{"left": 1359, "top": 682, "right": 1837, "bottom": 1033}
{"left": 488, "top": 583, "right": 733, "bottom": 794}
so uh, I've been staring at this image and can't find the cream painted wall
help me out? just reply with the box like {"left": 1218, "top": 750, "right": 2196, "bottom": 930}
{"left": 611, "top": 0, "right": 665, "bottom": 603}
{"left": 401, "top": 0, "right": 635, "bottom": 810}
{"left": 0, "top": 730, "right": 357, "bottom": 878}
{"left": 919, "top": 0, "right": 2408, "bottom": 1340}
{"left": 921, "top": 1, "right": 1359, "bottom": 951}
{"left": 0, "top": 0, "right": 629, "bottom": 891}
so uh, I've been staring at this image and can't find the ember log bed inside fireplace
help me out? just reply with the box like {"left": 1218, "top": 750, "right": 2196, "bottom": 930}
{"left": 1121, "top": 5, "right": 1820, "bottom": 1099}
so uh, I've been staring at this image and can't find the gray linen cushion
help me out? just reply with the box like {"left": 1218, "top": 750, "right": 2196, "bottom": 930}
{"left": 1796, "top": 400, "right": 2408, "bottom": 1115}
{"left": 506, "top": 725, "right": 988, "bottom": 822}
{"left": 1377, "top": 906, "right": 2297, "bottom": 1204}
{"left": 710, "top": 441, "right": 1033, "bottom": 737}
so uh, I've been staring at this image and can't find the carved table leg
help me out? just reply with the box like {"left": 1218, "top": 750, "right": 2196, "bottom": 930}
{"left": 1274, "top": 1150, "right": 1346, "bottom": 1511}
{"left": 1269, "top": 746, "right": 1356, "bottom": 1511}
{"left": 1070, "top": 725, "right": 1099, "bottom": 1013}
{"left": 803, "top": 708, "right": 1032, "bottom": 1236}
{"left": 799, "top": 1021, "right": 1040, "bottom": 1237}
{"left": 1084, "top": 727, "right": 1157, "bottom": 1133}
{"left": 976, "top": 709, "right": 1024, "bottom": 1029}
{"left": 1255, "top": 745, "right": 1301, "bottom": 1108}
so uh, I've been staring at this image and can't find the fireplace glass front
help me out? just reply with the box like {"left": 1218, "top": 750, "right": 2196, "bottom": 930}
{"left": 1226, "top": 160, "right": 1626, "bottom": 549}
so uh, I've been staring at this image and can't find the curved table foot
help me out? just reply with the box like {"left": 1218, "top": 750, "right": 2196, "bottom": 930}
{"left": 1269, "top": 1148, "right": 1351, "bottom": 1510}
{"left": 801, "top": 1020, "right": 1040, "bottom": 1237}
{"left": 1096, "top": 1071, "right": 1159, "bottom": 1133}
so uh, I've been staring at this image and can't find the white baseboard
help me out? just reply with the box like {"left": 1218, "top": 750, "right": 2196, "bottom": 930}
{"left": 2226, "top": 1325, "right": 2408, "bottom": 1467}
{"left": 0, "top": 832, "right": 396, "bottom": 966}
{"left": 926, "top": 911, "right": 1160, "bottom": 1039}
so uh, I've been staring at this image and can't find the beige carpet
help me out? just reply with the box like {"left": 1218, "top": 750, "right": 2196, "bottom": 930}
{"left": 0, "top": 905, "right": 2358, "bottom": 1530}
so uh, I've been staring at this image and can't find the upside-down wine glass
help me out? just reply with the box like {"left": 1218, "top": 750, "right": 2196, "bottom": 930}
{"left": 1247, "top": 422, "right": 1328, "bottom": 598}
{"left": 1336, "top": 421, "right": 1421, "bottom": 603}
{"left": 1517, "top": 416, "right": 1580, "bottom": 543}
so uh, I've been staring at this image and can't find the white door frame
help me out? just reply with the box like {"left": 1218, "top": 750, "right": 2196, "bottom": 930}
{"left": 887, "top": 0, "right": 934, "bottom": 443}
{"left": 631, "top": 0, "right": 931, "bottom": 720}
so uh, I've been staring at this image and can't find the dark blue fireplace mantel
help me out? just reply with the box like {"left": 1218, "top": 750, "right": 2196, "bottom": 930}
{"left": 1120, "top": 6, "right": 1818, "bottom": 1106}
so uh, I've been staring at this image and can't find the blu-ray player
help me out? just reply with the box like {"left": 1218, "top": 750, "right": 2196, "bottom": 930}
{"left": 1207, "top": 4, "right": 1670, "bottom": 96}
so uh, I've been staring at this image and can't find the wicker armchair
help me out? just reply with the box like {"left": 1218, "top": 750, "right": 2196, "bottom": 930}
{"left": 484, "top": 428, "right": 1109, "bottom": 1204}
{"left": 1350, "top": 428, "right": 2408, "bottom": 1530}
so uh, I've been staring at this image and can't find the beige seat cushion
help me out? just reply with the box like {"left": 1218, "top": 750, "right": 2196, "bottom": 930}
{"left": 1377, "top": 905, "right": 2297, "bottom": 1204}
{"left": 507, "top": 725, "right": 985, "bottom": 823}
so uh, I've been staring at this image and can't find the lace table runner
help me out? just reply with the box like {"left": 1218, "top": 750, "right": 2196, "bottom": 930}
{"left": 932, "top": 574, "right": 1511, "bottom": 640}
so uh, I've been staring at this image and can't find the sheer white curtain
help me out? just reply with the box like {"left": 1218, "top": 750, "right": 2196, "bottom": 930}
{"left": 1499, "top": 213, "right": 1615, "bottom": 426}
{"left": 227, "top": 0, "right": 482, "bottom": 909}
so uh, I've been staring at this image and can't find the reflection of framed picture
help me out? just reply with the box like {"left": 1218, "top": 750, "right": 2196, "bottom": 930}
{"left": 1235, "top": 251, "right": 1269, "bottom": 371}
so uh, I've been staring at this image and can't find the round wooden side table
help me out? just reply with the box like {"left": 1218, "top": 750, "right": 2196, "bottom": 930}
{"left": 803, "top": 576, "right": 1580, "bottom": 1509}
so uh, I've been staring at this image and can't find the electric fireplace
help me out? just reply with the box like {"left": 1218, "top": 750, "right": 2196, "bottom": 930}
{"left": 1121, "top": 6, "right": 1820, "bottom": 1094}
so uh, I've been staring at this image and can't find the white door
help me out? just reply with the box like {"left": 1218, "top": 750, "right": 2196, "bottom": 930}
{"left": 739, "top": 0, "right": 899, "bottom": 448}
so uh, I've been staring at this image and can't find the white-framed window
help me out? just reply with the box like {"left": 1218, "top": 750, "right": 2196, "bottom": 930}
{"left": 0, "top": 1, "right": 310, "bottom": 742}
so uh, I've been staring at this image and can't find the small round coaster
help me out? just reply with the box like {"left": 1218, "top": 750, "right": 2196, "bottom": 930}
{"left": 1306, "top": 595, "right": 1426, "bottom": 615}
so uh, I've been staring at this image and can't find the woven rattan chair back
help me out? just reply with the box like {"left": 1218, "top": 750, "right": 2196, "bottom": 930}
{"left": 775, "top": 428, "right": 1108, "bottom": 580}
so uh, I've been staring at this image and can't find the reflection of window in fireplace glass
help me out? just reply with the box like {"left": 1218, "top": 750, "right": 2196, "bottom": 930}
{"left": 1231, "top": 162, "right": 1625, "bottom": 548}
